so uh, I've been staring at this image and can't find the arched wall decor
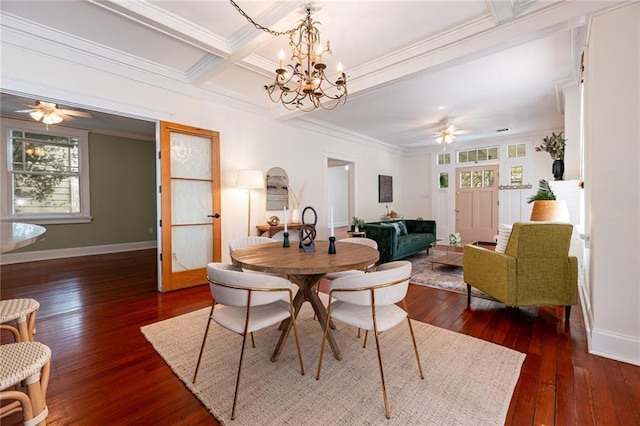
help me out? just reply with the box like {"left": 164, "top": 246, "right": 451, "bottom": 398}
{"left": 266, "top": 167, "right": 289, "bottom": 211}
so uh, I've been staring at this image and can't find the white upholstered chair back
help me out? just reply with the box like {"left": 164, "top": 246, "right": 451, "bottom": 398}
{"left": 339, "top": 237, "right": 378, "bottom": 250}
{"left": 206, "top": 262, "right": 291, "bottom": 307}
{"left": 228, "top": 236, "right": 277, "bottom": 255}
{"left": 329, "top": 260, "right": 411, "bottom": 306}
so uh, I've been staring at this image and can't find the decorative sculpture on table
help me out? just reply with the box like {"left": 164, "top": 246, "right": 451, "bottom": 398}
{"left": 299, "top": 206, "right": 317, "bottom": 252}
{"left": 267, "top": 216, "right": 280, "bottom": 226}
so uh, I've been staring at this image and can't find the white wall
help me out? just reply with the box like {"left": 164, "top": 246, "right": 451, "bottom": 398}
{"left": 584, "top": 2, "right": 640, "bottom": 365}
{"left": 0, "top": 40, "right": 411, "bottom": 266}
{"left": 564, "top": 84, "right": 581, "bottom": 181}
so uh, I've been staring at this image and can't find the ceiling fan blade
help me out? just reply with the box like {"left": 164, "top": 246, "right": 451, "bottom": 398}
{"left": 58, "top": 109, "right": 92, "bottom": 118}
{"left": 55, "top": 111, "right": 75, "bottom": 121}
{"left": 15, "top": 108, "right": 38, "bottom": 113}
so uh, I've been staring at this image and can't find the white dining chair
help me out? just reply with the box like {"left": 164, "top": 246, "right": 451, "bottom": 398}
{"left": 192, "top": 262, "right": 305, "bottom": 420}
{"left": 323, "top": 237, "right": 378, "bottom": 281}
{"left": 228, "top": 236, "right": 277, "bottom": 254}
{"left": 316, "top": 260, "right": 424, "bottom": 419}
{"left": 229, "top": 236, "right": 286, "bottom": 280}
{"left": 320, "top": 238, "right": 378, "bottom": 331}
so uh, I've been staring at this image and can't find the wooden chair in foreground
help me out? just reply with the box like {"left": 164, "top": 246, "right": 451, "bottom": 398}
{"left": 463, "top": 222, "right": 578, "bottom": 320}
{"left": 0, "top": 298, "right": 40, "bottom": 343}
{"left": 0, "top": 342, "right": 51, "bottom": 426}
{"left": 192, "top": 263, "right": 305, "bottom": 420}
{"left": 316, "top": 260, "right": 424, "bottom": 419}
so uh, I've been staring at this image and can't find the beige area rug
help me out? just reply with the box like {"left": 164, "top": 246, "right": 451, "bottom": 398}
{"left": 141, "top": 301, "right": 525, "bottom": 425}
{"left": 407, "top": 251, "right": 495, "bottom": 300}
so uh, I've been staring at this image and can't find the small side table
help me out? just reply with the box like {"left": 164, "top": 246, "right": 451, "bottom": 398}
{"left": 347, "top": 231, "right": 367, "bottom": 238}
{"left": 256, "top": 223, "right": 302, "bottom": 238}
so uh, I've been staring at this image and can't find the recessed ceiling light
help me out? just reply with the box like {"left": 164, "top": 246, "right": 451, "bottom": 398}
{"left": 496, "top": 127, "right": 511, "bottom": 132}
{"left": 438, "top": 106, "right": 446, "bottom": 110}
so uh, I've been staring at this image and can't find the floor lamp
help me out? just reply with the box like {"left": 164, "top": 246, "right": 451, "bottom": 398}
{"left": 236, "top": 169, "right": 264, "bottom": 236}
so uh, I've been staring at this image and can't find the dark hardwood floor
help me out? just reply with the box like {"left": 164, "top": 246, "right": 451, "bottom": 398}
{"left": 1, "top": 249, "right": 639, "bottom": 425}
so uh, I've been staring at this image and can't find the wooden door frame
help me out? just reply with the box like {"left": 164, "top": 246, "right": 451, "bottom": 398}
{"left": 160, "top": 121, "right": 221, "bottom": 292}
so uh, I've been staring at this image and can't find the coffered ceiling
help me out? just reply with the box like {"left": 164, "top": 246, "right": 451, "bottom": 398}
{"left": 0, "top": 1, "right": 626, "bottom": 152}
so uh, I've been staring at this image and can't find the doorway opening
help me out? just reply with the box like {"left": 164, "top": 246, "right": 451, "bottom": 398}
{"left": 327, "top": 157, "right": 355, "bottom": 236}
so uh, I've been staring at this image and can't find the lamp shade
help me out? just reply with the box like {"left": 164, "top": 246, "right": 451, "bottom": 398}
{"left": 235, "top": 169, "right": 263, "bottom": 189}
{"left": 530, "top": 200, "right": 570, "bottom": 222}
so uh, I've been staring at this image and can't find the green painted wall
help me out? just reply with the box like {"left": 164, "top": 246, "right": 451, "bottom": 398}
{"left": 15, "top": 132, "right": 157, "bottom": 252}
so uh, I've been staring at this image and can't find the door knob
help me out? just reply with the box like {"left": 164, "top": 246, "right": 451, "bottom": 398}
{"left": 208, "top": 213, "right": 220, "bottom": 218}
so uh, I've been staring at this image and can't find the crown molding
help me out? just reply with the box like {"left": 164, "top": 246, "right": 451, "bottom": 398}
{"left": 88, "top": 0, "right": 231, "bottom": 56}
{"left": 1, "top": 12, "right": 187, "bottom": 82}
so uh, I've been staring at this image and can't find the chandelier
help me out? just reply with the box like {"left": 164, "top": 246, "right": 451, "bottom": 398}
{"left": 231, "top": 1, "right": 347, "bottom": 112}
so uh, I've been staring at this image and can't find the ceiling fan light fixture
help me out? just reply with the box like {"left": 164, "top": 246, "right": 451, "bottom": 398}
{"left": 29, "top": 110, "right": 44, "bottom": 121}
{"left": 42, "top": 113, "right": 63, "bottom": 125}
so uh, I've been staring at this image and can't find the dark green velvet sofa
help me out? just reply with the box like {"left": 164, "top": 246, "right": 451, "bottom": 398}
{"left": 362, "top": 219, "right": 436, "bottom": 264}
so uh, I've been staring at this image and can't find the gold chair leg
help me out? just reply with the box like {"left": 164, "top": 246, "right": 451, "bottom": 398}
{"left": 290, "top": 308, "right": 305, "bottom": 376}
{"left": 371, "top": 304, "right": 390, "bottom": 419}
{"left": 231, "top": 322, "right": 249, "bottom": 420}
{"left": 363, "top": 330, "right": 369, "bottom": 348}
{"left": 250, "top": 332, "right": 255, "bottom": 348}
{"left": 192, "top": 306, "right": 215, "bottom": 383}
{"left": 315, "top": 301, "right": 333, "bottom": 380}
{"left": 403, "top": 300, "right": 424, "bottom": 379}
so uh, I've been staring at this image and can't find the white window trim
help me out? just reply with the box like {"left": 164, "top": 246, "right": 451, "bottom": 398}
{"left": 1, "top": 117, "right": 92, "bottom": 224}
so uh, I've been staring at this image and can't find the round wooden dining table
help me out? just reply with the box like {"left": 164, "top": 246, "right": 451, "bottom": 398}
{"left": 231, "top": 240, "right": 379, "bottom": 361}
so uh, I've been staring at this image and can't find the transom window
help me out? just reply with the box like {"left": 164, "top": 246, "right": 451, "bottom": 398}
{"left": 457, "top": 146, "right": 499, "bottom": 164}
{"left": 437, "top": 153, "right": 451, "bottom": 165}
{"left": 2, "top": 118, "right": 91, "bottom": 224}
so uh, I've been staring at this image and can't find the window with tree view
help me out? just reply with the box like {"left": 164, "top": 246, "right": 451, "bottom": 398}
{"left": 2, "top": 119, "right": 91, "bottom": 223}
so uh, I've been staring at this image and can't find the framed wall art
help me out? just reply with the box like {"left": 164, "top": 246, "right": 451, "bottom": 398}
{"left": 378, "top": 174, "right": 393, "bottom": 202}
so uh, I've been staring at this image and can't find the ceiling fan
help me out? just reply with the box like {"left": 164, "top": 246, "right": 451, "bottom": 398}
{"left": 432, "top": 120, "right": 469, "bottom": 149}
{"left": 16, "top": 100, "right": 92, "bottom": 127}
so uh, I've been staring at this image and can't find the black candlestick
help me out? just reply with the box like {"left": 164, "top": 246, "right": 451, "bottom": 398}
{"left": 283, "top": 232, "right": 290, "bottom": 248}
{"left": 328, "top": 236, "right": 336, "bottom": 254}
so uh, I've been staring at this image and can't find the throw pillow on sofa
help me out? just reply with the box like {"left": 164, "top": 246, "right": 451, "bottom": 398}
{"left": 495, "top": 224, "right": 513, "bottom": 253}
{"left": 381, "top": 221, "right": 408, "bottom": 236}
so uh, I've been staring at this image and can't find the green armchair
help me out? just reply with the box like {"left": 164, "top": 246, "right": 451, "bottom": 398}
{"left": 463, "top": 222, "right": 578, "bottom": 320}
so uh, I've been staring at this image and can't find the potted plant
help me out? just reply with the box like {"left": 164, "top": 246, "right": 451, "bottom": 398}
{"left": 351, "top": 216, "right": 366, "bottom": 232}
{"left": 527, "top": 179, "right": 569, "bottom": 221}
{"left": 527, "top": 179, "right": 556, "bottom": 203}
{"left": 535, "top": 131, "right": 566, "bottom": 180}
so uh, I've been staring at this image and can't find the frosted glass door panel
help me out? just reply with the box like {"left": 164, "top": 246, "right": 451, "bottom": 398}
{"left": 172, "top": 225, "right": 213, "bottom": 272}
{"left": 171, "top": 133, "right": 211, "bottom": 179}
{"left": 172, "top": 180, "right": 212, "bottom": 224}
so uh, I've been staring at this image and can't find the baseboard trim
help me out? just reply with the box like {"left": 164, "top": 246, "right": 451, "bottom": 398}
{"left": 590, "top": 328, "right": 640, "bottom": 366}
{"left": 0, "top": 241, "right": 157, "bottom": 265}
{"left": 578, "top": 284, "right": 594, "bottom": 350}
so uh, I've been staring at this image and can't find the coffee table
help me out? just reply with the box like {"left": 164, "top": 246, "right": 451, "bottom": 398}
{"left": 429, "top": 240, "right": 477, "bottom": 269}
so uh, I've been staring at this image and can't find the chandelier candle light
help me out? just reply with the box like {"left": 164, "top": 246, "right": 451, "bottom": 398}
{"left": 230, "top": 1, "right": 347, "bottom": 111}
